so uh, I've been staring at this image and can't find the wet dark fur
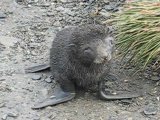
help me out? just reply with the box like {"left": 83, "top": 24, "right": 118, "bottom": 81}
{"left": 50, "top": 24, "right": 113, "bottom": 90}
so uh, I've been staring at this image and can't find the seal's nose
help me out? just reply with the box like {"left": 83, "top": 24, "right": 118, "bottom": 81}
{"left": 102, "top": 56, "right": 108, "bottom": 62}
{"left": 102, "top": 53, "right": 112, "bottom": 62}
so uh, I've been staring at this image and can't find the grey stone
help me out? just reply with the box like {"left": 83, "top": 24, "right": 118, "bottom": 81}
{"left": 56, "top": 6, "right": 65, "bottom": 11}
{"left": 53, "top": 21, "right": 61, "bottom": 27}
{"left": 60, "top": 0, "right": 68, "bottom": 3}
{"left": 153, "top": 72, "right": 158, "bottom": 76}
{"left": 103, "top": 0, "right": 109, "bottom": 4}
{"left": 108, "top": 115, "right": 119, "bottom": 120}
{"left": 44, "top": 77, "right": 52, "bottom": 83}
{"left": 151, "top": 76, "right": 159, "bottom": 81}
{"left": 47, "top": 12, "right": 55, "bottom": 17}
{"left": 63, "top": 9, "right": 75, "bottom": 16}
{"left": 31, "top": 50, "right": 38, "bottom": 56}
{"left": 0, "top": 12, "right": 6, "bottom": 19}
{"left": 8, "top": 112, "right": 18, "bottom": 117}
{"left": 31, "top": 74, "right": 42, "bottom": 80}
{"left": 67, "top": 11, "right": 75, "bottom": 16}
{"left": 60, "top": 0, "right": 77, "bottom": 3}
{"left": 0, "top": 102, "right": 5, "bottom": 108}
{"left": 2, "top": 114, "right": 7, "bottom": 120}
{"left": 40, "top": 3, "right": 51, "bottom": 7}
{"left": 73, "top": 17, "right": 81, "bottom": 22}
{"left": 104, "top": 5, "right": 114, "bottom": 11}
{"left": 2, "top": 112, "right": 18, "bottom": 120}
{"left": 89, "top": 0, "right": 95, "bottom": 3}
{"left": 0, "top": 78, "right": 5, "bottom": 81}
{"left": 58, "top": 17, "right": 63, "bottom": 21}
{"left": 27, "top": 0, "right": 39, "bottom": 4}
{"left": 33, "top": 116, "right": 40, "bottom": 120}
{"left": 144, "top": 104, "right": 158, "bottom": 115}
{"left": 0, "top": 36, "right": 20, "bottom": 48}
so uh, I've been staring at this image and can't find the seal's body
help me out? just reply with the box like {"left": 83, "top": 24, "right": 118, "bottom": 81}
{"left": 50, "top": 25, "right": 113, "bottom": 92}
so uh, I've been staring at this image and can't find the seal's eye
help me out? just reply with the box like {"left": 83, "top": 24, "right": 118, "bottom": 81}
{"left": 84, "top": 47, "right": 91, "bottom": 51}
{"left": 83, "top": 47, "right": 93, "bottom": 54}
{"left": 110, "top": 39, "right": 113, "bottom": 45}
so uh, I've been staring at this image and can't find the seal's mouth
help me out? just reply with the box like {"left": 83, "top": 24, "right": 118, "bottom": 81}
{"left": 102, "top": 58, "right": 109, "bottom": 64}
{"left": 94, "top": 56, "right": 111, "bottom": 64}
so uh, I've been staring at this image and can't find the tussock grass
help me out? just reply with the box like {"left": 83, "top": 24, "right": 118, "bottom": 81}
{"left": 107, "top": 1, "right": 160, "bottom": 70}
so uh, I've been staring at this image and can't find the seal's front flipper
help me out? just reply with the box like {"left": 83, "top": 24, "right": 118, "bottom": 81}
{"left": 32, "top": 86, "right": 75, "bottom": 109}
{"left": 32, "top": 92, "right": 75, "bottom": 109}
{"left": 25, "top": 63, "right": 50, "bottom": 73}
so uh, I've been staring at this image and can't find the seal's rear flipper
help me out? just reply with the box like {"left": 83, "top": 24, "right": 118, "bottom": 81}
{"left": 25, "top": 63, "right": 50, "bottom": 73}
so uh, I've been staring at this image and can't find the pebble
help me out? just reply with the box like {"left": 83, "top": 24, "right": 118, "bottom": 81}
{"left": 108, "top": 115, "right": 118, "bottom": 120}
{"left": 8, "top": 112, "right": 18, "bottom": 117}
{"left": 40, "top": 3, "right": 51, "bottom": 7}
{"left": 103, "top": 0, "right": 109, "bottom": 4}
{"left": 109, "top": 115, "right": 134, "bottom": 120}
{"left": 31, "top": 50, "right": 38, "bottom": 56}
{"left": 32, "top": 74, "right": 42, "bottom": 80}
{"left": 47, "top": 12, "right": 55, "bottom": 17}
{"left": 44, "top": 77, "right": 52, "bottom": 83}
{"left": 144, "top": 104, "right": 157, "bottom": 115}
{"left": 104, "top": 5, "right": 114, "bottom": 11}
{"left": 53, "top": 21, "right": 61, "bottom": 27}
{"left": 0, "top": 78, "right": 5, "bottom": 81}
{"left": 56, "top": 6, "right": 65, "bottom": 11}
{"left": 49, "top": 113, "right": 57, "bottom": 119}
{"left": 40, "top": 117, "right": 50, "bottom": 120}
{"left": 2, "top": 114, "right": 7, "bottom": 120}
{"left": 0, "top": 12, "right": 6, "bottom": 19}
{"left": 63, "top": 9, "right": 75, "bottom": 16}
{"left": 153, "top": 72, "right": 158, "bottom": 76}
{"left": 2, "top": 112, "right": 18, "bottom": 120}
{"left": 151, "top": 76, "right": 159, "bottom": 81}
{"left": 89, "top": 0, "right": 95, "bottom": 3}
{"left": 0, "top": 102, "right": 6, "bottom": 108}
{"left": 60, "top": 0, "right": 68, "bottom": 3}
{"left": 33, "top": 116, "right": 40, "bottom": 120}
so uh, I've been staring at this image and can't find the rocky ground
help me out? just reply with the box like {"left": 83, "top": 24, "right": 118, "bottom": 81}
{"left": 0, "top": 0, "right": 160, "bottom": 120}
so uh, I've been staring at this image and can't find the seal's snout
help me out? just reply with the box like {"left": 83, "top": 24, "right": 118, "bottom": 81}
{"left": 103, "top": 56, "right": 108, "bottom": 61}
{"left": 101, "top": 53, "right": 112, "bottom": 63}
{"left": 93, "top": 44, "right": 113, "bottom": 64}
{"left": 94, "top": 53, "right": 112, "bottom": 64}
{"left": 106, "top": 52, "right": 112, "bottom": 62}
{"left": 102, "top": 55, "right": 108, "bottom": 62}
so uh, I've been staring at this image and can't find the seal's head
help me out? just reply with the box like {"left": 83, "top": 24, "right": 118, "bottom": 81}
{"left": 69, "top": 24, "right": 114, "bottom": 66}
